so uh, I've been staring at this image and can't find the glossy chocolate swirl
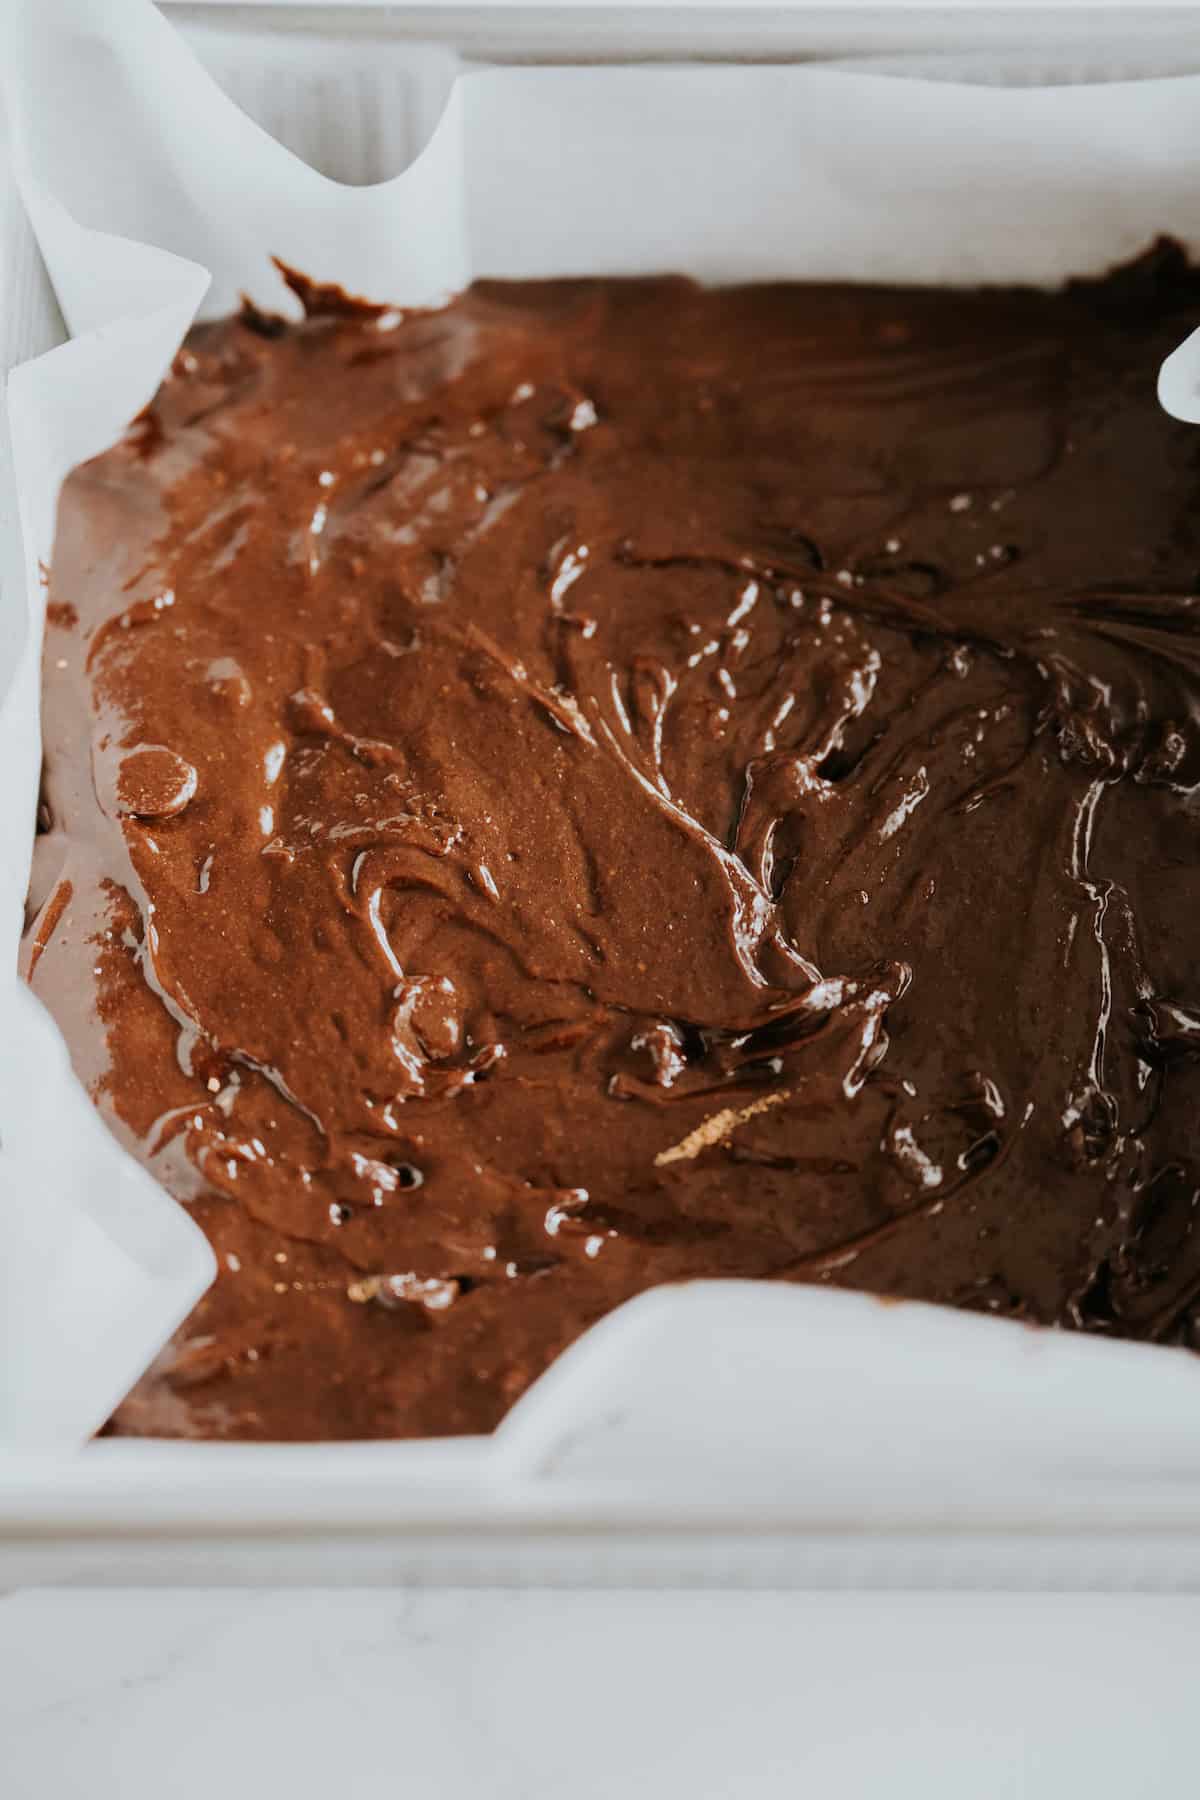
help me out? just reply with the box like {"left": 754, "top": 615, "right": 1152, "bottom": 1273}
{"left": 25, "top": 247, "right": 1200, "bottom": 1438}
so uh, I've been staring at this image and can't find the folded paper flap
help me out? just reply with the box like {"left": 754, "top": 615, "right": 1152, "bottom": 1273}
{"left": 1158, "top": 325, "right": 1200, "bottom": 421}
{"left": 4, "top": 0, "right": 472, "bottom": 320}
{"left": 494, "top": 1284, "right": 1200, "bottom": 1491}
{"left": 1, "top": 42, "right": 218, "bottom": 1448}
{"left": 0, "top": 983, "right": 215, "bottom": 1447}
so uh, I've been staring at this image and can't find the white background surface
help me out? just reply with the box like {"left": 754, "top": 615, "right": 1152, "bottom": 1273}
{"left": 2, "top": 1589, "right": 1198, "bottom": 1797}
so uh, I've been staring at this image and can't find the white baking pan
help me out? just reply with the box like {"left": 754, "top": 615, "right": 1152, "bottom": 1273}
{"left": 5, "top": 1, "right": 1200, "bottom": 1588}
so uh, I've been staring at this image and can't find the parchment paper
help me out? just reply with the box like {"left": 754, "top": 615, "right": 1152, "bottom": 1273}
{"left": 7, "top": 0, "right": 1200, "bottom": 1447}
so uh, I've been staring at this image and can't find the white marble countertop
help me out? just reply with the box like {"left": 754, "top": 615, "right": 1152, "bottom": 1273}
{"left": 2, "top": 1590, "right": 1196, "bottom": 1797}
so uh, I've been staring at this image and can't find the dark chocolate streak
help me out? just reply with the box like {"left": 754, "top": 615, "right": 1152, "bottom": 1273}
{"left": 24, "top": 245, "right": 1200, "bottom": 1439}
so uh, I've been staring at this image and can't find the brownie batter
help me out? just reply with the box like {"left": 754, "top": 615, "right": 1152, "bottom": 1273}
{"left": 24, "top": 248, "right": 1200, "bottom": 1439}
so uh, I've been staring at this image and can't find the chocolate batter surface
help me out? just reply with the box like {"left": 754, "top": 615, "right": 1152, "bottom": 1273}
{"left": 25, "top": 250, "right": 1200, "bottom": 1439}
